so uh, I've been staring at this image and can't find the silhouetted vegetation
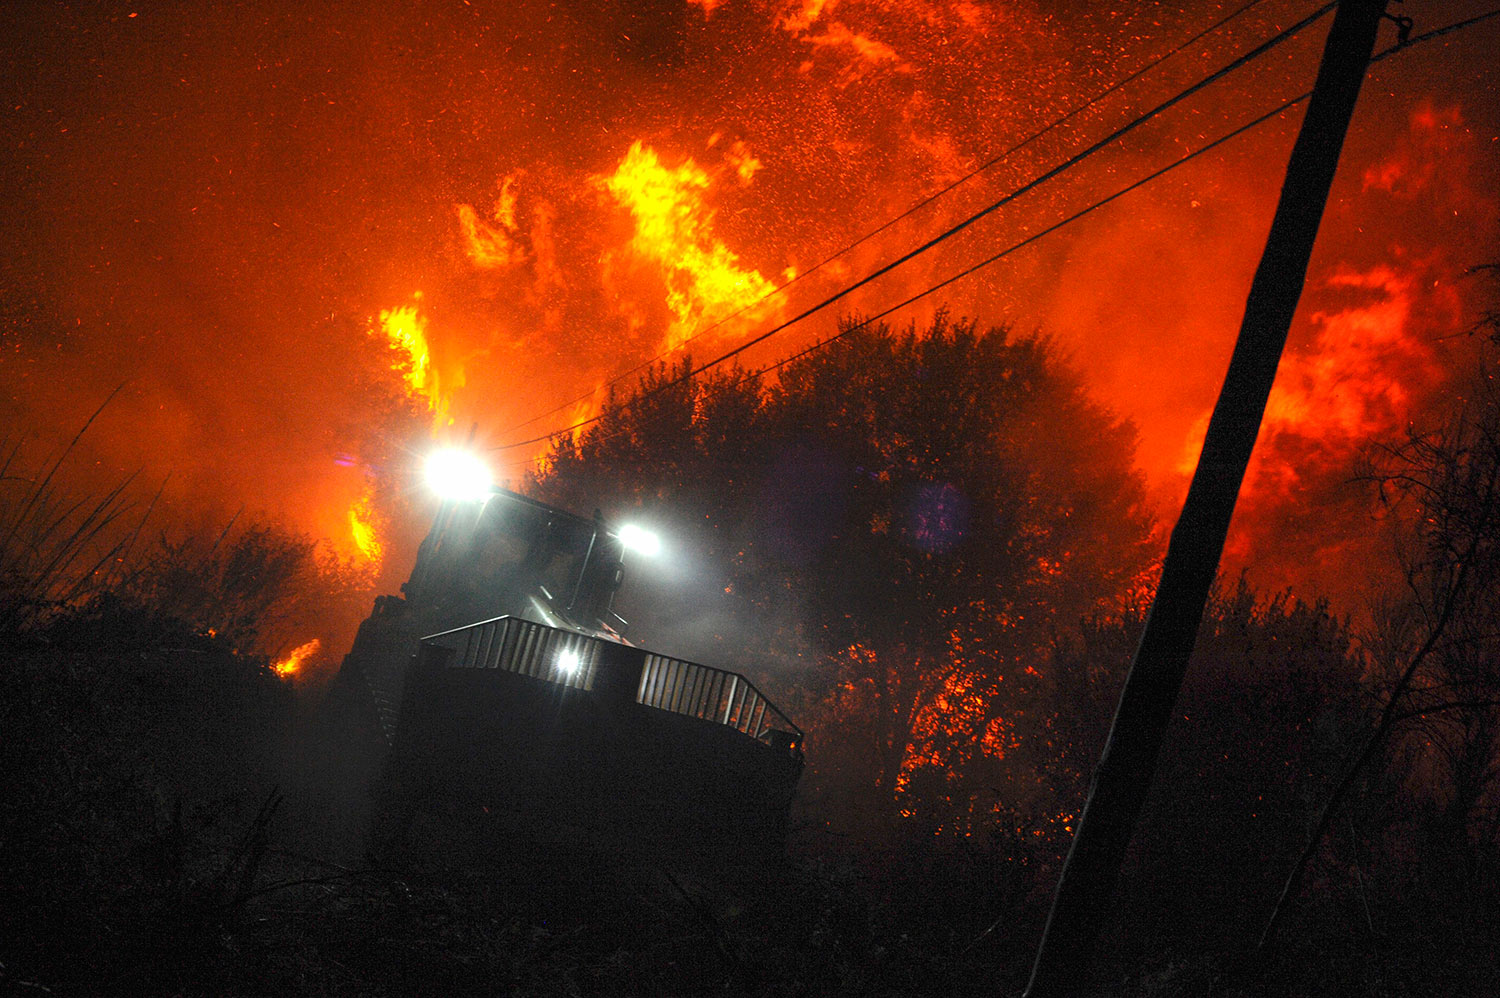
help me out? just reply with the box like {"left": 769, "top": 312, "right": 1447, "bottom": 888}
{"left": 528, "top": 313, "right": 1500, "bottom": 993}
{"left": 4, "top": 311, "right": 1499, "bottom": 995}
{"left": 533, "top": 315, "right": 1156, "bottom": 842}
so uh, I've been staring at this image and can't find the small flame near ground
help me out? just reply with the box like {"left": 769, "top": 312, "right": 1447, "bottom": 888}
{"left": 273, "top": 638, "right": 322, "bottom": 679}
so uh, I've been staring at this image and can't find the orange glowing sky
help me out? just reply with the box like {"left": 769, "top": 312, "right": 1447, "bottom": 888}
{"left": 3, "top": 1, "right": 1498, "bottom": 629}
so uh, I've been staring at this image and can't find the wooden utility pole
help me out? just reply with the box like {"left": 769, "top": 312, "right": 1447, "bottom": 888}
{"left": 1023, "top": 2, "right": 1388, "bottom": 994}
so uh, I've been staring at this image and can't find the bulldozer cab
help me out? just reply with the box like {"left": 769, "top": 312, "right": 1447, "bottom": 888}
{"left": 403, "top": 489, "right": 627, "bottom": 639}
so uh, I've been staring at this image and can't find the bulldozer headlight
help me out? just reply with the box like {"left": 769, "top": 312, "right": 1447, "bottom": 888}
{"left": 425, "top": 449, "right": 493, "bottom": 502}
{"left": 617, "top": 523, "right": 661, "bottom": 557}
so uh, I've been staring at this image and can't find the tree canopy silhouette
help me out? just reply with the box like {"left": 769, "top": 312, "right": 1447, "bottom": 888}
{"left": 531, "top": 313, "right": 1155, "bottom": 827}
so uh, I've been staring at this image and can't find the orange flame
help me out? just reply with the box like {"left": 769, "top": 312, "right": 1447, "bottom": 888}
{"left": 600, "top": 141, "right": 776, "bottom": 351}
{"left": 456, "top": 176, "right": 526, "bottom": 269}
{"left": 777, "top": 1, "right": 904, "bottom": 84}
{"left": 724, "top": 139, "right": 762, "bottom": 185}
{"left": 1266, "top": 267, "right": 1430, "bottom": 439}
{"left": 377, "top": 297, "right": 455, "bottom": 428}
{"left": 779, "top": 0, "right": 830, "bottom": 34}
{"left": 273, "top": 638, "right": 321, "bottom": 679}
{"left": 1176, "top": 264, "right": 1440, "bottom": 485}
{"left": 348, "top": 492, "right": 384, "bottom": 564}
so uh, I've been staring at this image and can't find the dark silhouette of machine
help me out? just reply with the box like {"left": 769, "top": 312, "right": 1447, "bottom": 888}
{"left": 328, "top": 484, "right": 803, "bottom": 856}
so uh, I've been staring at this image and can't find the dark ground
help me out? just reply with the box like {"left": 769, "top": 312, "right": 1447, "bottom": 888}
{"left": 3, "top": 618, "right": 1497, "bottom": 997}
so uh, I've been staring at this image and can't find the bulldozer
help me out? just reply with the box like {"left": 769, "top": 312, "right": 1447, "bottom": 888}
{"left": 323, "top": 451, "right": 804, "bottom": 858}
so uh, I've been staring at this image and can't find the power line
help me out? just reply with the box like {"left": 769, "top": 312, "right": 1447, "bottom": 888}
{"left": 758, "top": 7, "right": 1500, "bottom": 380}
{"left": 539, "top": 93, "right": 1319, "bottom": 457}
{"left": 490, "top": 1, "right": 1338, "bottom": 452}
{"left": 751, "top": 99, "right": 1317, "bottom": 382}
{"left": 492, "top": 0, "right": 1280, "bottom": 440}
{"left": 1372, "top": 4, "right": 1500, "bottom": 51}
{"left": 497, "top": 3, "right": 1500, "bottom": 461}
{"left": 542, "top": 3, "right": 1500, "bottom": 463}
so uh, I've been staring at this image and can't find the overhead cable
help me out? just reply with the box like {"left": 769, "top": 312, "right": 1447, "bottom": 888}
{"left": 498, "top": 2, "right": 1500, "bottom": 455}
{"left": 495, "top": 0, "right": 1278, "bottom": 439}
{"left": 490, "top": 2, "right": 1338, "bottom": 451}
{"left": 560, "top": 3, "right": 1500, "bottom": 458}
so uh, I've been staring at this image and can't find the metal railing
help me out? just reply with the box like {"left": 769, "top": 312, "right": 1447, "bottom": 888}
{"left": 418, "top": 615, "right": 800, "bottom": 747}
{"left": 422, "top": 615, "right": 601, "bottom": 691}
{"left": 637, "top": 651, "right": 797, "bottom": 744}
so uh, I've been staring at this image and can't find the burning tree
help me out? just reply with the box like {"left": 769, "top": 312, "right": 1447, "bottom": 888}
{"left": 532, "top": 312, "right": 1155, "bottom": 835}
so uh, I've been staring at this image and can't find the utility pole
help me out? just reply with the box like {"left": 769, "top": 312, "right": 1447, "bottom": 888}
{"left": 1023, "top": 2, "right": 1388, "bottom": 995}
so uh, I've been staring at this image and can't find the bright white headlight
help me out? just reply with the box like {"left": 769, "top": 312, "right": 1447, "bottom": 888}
{"left": 424, "top": 449, "right": 493, "bottom": 502}
{"left": 617, "top": 523, "right": 662, "bottom": 557}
